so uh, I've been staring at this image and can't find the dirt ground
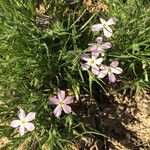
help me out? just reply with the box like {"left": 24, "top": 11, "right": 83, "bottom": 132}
{"left": 102, "top": 88, "right": 150, "bottom": 150}
{"left": 73, "top": 87, "right": 150, "bottom": 150}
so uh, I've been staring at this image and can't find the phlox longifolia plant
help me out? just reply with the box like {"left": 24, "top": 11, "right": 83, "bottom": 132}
{"left": 81, "top": 17, "right": 123, "bottom": 83}
{"left": 0, "top": 0, "right": 148, "bottom": 149}
{"left": 10, "top": 17, "right": 122, "bottom": 139}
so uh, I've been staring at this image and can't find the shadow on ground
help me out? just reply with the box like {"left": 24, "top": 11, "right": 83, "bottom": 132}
{"left": 74, "top": 84, "right": 150, "bottom": 150}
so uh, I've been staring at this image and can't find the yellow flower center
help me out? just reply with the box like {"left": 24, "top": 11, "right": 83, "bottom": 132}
{"left": 21, "top": 119, "right": 27, "bottom": 125}
{"left": 89, "top": 58, "right": 95, "bottom": 65}
{"left": 101, "top": 53, "right": 105, "bottom": 57}
{"left": 102, "top": 22, "right": 108, "bottom": 27}
{"left": 96, "top": 44, "right": 100, "bottom": 48}
{"left": 59, "top": 101, "right": 64, "bottom": 106}
{"left": 108, "top": 67, "right": 112, "bottom": 72}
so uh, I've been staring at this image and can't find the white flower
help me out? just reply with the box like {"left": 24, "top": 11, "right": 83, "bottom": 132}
{"left": 81, "top": 54, "right": 103, "bottom": 75}
{"left": 89, "top": 36, "right": 111, "bottom": 56}
{"left": 49, "top": 90, "right": 74, "bottom": 118}
{"left": 10, "top": 109, "right": 36, "bottom": 136}
{"left": 98, "top": 61, "right": 123, "bottom": 82}
{"left": 92, "top": 18, "right": 116, "bottom": 38}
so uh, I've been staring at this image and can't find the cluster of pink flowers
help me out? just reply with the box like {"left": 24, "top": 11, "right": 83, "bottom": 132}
{"left": 81, "top": 17, "right": 123, "bottom": 82}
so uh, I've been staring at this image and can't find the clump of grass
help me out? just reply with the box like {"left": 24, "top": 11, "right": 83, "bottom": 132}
{"left": 0, "top": 0, "right": 100, "bottom": 149}
{"left": 105, "top": 0, "right": 150, "bottom": 93}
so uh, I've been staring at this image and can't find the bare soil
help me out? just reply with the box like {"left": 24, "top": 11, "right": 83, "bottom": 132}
{"left": 73, "top": 87, "right": 150, "bottom": 150}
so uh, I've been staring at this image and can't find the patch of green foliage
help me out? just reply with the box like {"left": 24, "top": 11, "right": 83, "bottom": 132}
{"left": 106, "top": 0, "right": 150, "bottom": 93}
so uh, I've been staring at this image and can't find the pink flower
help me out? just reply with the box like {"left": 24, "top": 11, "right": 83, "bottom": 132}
{"left": 49, "top": 90, "right": 74, "bottom": 118}
{"left": 81, "top": 54, "right": 103, "bottom": 75}
{"left": 98, "top": 61, "right": 123, "bottom": 82}
{"left": 89, "top": 37, "right": 111, "bottom": 56}
{"left": 10, "top": 109, "right": 36, "bottom": 136}
{"left": 92, "top": 18, "right": 116, "bottom": 38}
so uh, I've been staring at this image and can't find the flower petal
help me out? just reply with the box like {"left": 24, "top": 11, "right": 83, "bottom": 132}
{"left": 53, "top": 105, "right": 62, "bottom": 118}
{"left": 103, "top": 26, "right": 112, "bottom": 38}
{"left": 100, "top": 18, "right": 107, "bottom": 24}
{"left": 25, "top": 123, "right": 35, "bottom": 131}
{"left": 111, "top": 67, "right": 123, "bottom": 74}
{"left": 92, "top": 65, "right": 99, "bottom": 75}
{"left": 91, "top": 54, "right": 98, "bottom": 59}
{"left": 10, "top": 120, "right": 21, "bottom": 128}
{"left": 81, "top": 62, "right": 90, "bottom": 70}
{"left": 19, "top": 126, "right": 25, "bottom": 136}
{"left": 62, "top": 104, "right": 72, "bottom": 114}
{"left": 101, "top": 42, "right": 111, "bottom": 49}
{"left": 18, "top": 109, "right": 26, "bottom": 120}
{"left": 91, "top": 24, "right": 103, "bottom": 32}
{"left": 95, "top": 58, "right": 103, "bottom": 65}
{"left": 80, "top": 54, "right": 90, "bottom": 61}
{"left": 25, "top": 112, "right": 36, "bottom": 122}
{"left": 110, "top": 60, "right": 119, "bottom": 67}
{"left": 64, "top": 96, "right": 74, "bottom": 104}
{"left": 108, "top": 72, "right": 116, "bottom": 82}
{"left": 89, "top": 44, "right": 97, "bottom": 52}
{"left": 58, "top": 90, "right": 65, "bottom": 101}
{"left": 92, "top": 52, "right": 99, "bottom": 57}
{"left": 49, "top": 97, "right": 59, "bottom": 105}
{"left": 96, "top": 37, "right": 103, "bottom": 43}
{"left": 97, "top": 47, "right": 105, "bottom": 53}
{"left": 98, "top": 70, "right": 108, "bottom": 78}
{"left": 107, "top": 18, "right": 116, "bottom": 25}
{"left": 100, "top": 64, "right": 107, "bottom": 70}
